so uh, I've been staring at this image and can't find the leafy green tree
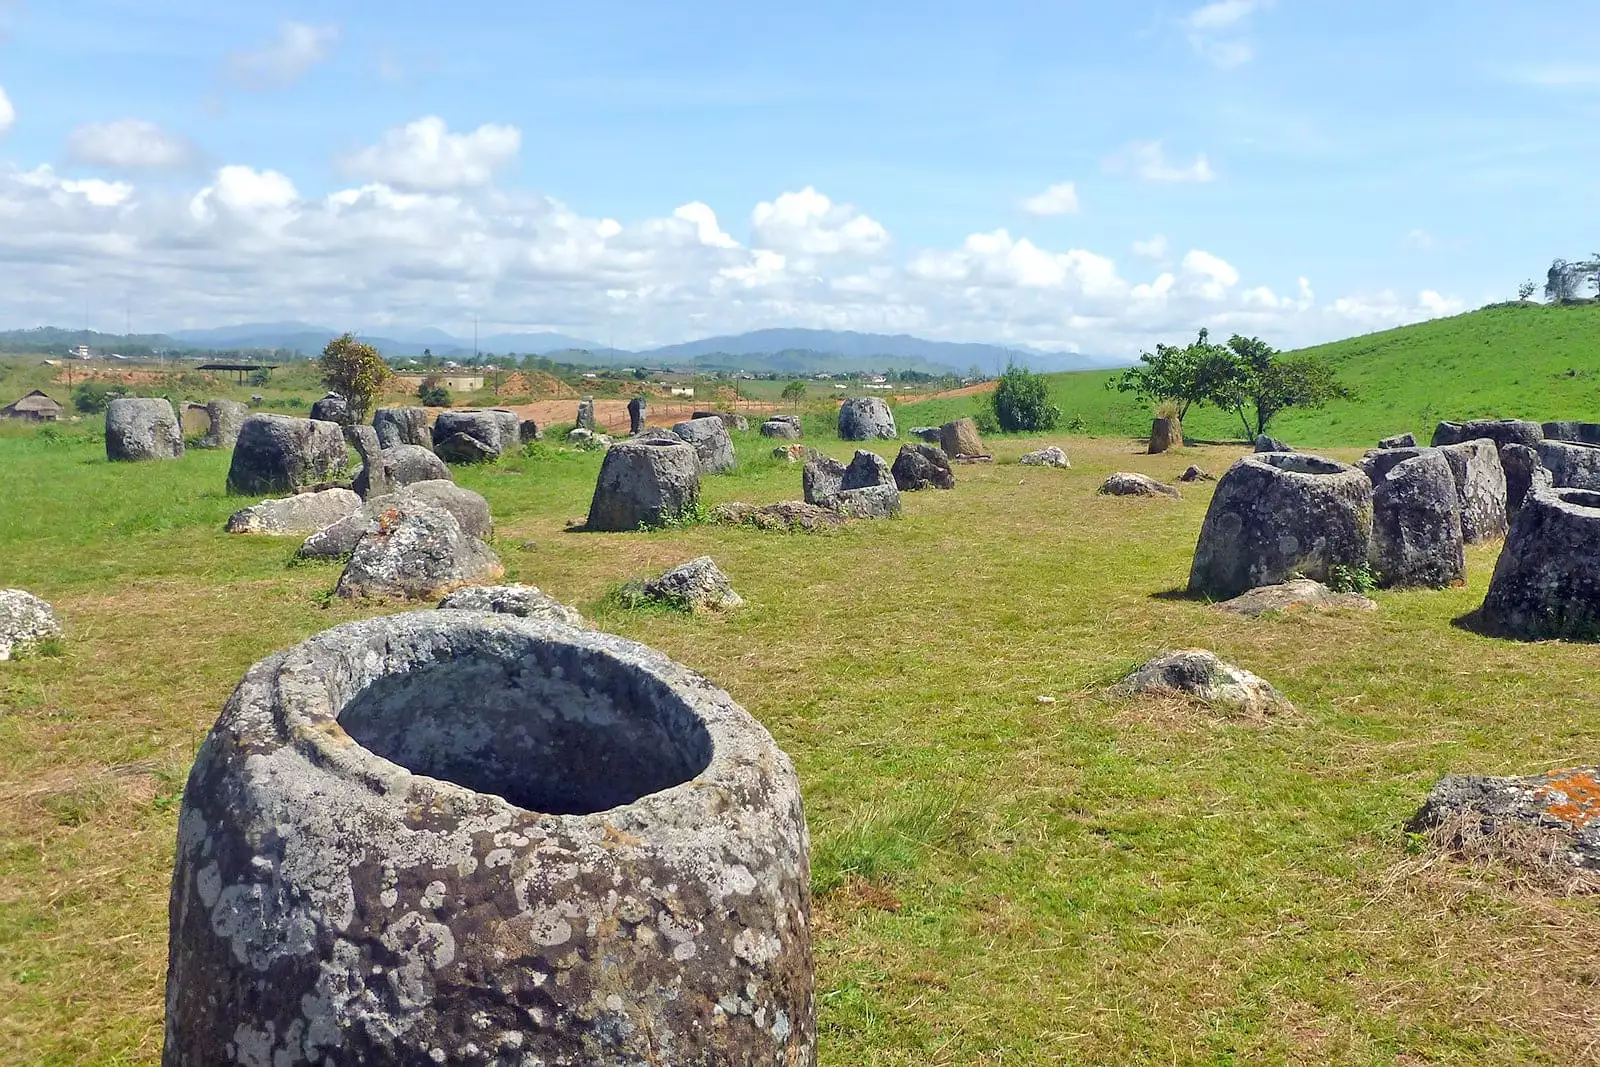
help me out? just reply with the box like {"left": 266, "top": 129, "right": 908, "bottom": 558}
{"left": 1216, "top": 334, "right": 1353, "bottom": 439}
{"left": 988, "top": 364, "right": 1061, "bottom": 432}
{"left": 246, "top": 367, "right": 272, "bottom": 387}
{"left": 417, "top": 376, "right": 452, "bottom": 407}
{"left": 780, "top": 380, "right": 807, "bottom": 407}
{"left": 318, "top": 333, "right": 390, "bottom": 421}
{"left": 71, "top": 381, "right": 129, "bottom": 414}
{"left": 1108, "top": 327, "right": 1241, "bottom": 423}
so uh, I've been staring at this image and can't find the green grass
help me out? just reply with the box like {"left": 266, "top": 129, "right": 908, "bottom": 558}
{"left": 4, "top": 402, "right": 1600, "bottom": 1063}
{"left": 897, "top": 301, "right": 1600, "bottom": 447}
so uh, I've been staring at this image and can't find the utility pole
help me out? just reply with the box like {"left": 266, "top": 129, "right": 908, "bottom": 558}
{"left": 473, "top": 315, "right": 479, "bottom": 362}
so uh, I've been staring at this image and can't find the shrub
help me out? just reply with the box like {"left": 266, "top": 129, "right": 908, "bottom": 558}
{"left": 317, "top": 333, "right": 390, "bottom": 420}
{"left": 988, "top": 365, "right": 1061, "bottom": 432}
{"left": 71, "top": 381, "right": 129, "bottom": 414}
{"left": 246, "top": 368, "right": 272, "bottom": 387}
{"left": 417, "top": 377, "right": 452, "bottom": 407}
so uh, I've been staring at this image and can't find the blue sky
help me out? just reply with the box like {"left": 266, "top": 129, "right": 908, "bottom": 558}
{"left": 0, "top": 0, "right": 1595, "bottom": 354}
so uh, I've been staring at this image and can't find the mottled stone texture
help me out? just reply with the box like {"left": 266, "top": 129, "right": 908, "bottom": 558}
{"left": 1432, "top": 418, "right": 1543, "bottom": 449}
{"left": 1364, "top": 450, "right": 1464, "bottom": 588}
{"left": 335, "top": 503, "right": 503, "bottom": 599}
{"left": 940, "top": 418, "right": 984, "bottom": 458}
{"left": 226, "top": 488, "right": 364, "bottom": 536}
{"left": 586, "top": 438, "right": 702, "bottom": 531}
{"left": 1099, "top": 472, "right": 1179, "bottom": 498}
{"left": 627, "top": 397, "right": 647, "bottom": 435}
{"left": 673, "top": 416, "right": 737, "bottom": 474}
{"left": 0, "top": 589, "right": 62, "bottom": 660}
{"left": 106, "top": 397, "right": 184, "bottom": 461}
{"left": 432, "top": 410, "right": 508, "bottom": 462}
{"left": 1189, "top": 453, "right": 1373, "bottom": 600}
{"left": 1437, "top": 440, "right": 1509, "bottom": 543}
{"left": 1536, "top": 440, "right": 1600, "bottom": 491}
{"left": 837, "top": 397, "right": 897, "bottom": 441}
{"left": 198, "top": 400, "right": 249, "bottom": 450}
{"left": 353, "top": 445, "right": 451, "bottom": 499}
{"left": 628, "top": 557, "right": 745, "bottom": 611}
{"left": 829, "top": 450, "right": 902, "bottom": 516}
{"left": 226, "top": 414, "right": 348, "bottom": 495}
{"left": 310, "top": 394, "right": 354, "bottom": 426}
{"left": 1114, "top": 649, "right": 1292, "bottom": 716}
{"left": 1501, "top": 443, "right": 1550, "bottom": 517}
{"left": 576, "top": 397, "right": 596, "bottom": 431}
{"left": 1148, "top": 417, "right": 1181, "bottom": 454}
{"left": 891, "top": 443, "right": 955, "bottom": 491}
{"left": 1379, "top": 432, "right": 1417, "bottom": 449}
{"left": 438, "top": 584, "right": 586, "bottom": 628}
{"left": 1408, "top": 767, "right": 1600, "bottom": 872}
{"left": 1213, "top": 579, "right": 1375, "bottom": 618}
{"left": 1019, "top": 447, "right": 1071, "bottom": 468}
{"left": 1480, "top": 487, "right": 1600, "bottom": 639}
{"left": 760, "top": 420, "right": 803, "bottom": 440}
{"left": 163, "top": 612, "right": 814, "bottom": 1067}
{"left": 802, "top": 454, "right": 845, "bottom": 506}
{"left": 373, "top": 407, "right": 432, "bottom": 450}
{"left": 1543, "top": 421, "right": 1600, "bottom": 446}
{"left": 709, "top": 501, "right": 846, "bottom": 532}
{"left": 299, "top": 482, "right": 492, "bottom": 561}
{"left": 1253, "top": 434, "right": 1290, "bottom": 453}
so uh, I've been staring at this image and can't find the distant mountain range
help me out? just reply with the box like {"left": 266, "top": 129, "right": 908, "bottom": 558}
{"left": 0, "top": 321, "right": 1124, "bottom": 374}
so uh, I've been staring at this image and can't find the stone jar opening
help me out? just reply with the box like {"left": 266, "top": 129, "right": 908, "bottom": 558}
{"left": 1256, "top": 452, "right": 1347, "bottom": 476}
{"left": 1557, "top": 488, "right": 1600, "bottom": 512}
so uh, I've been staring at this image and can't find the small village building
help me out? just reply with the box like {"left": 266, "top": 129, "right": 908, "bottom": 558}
{"left": 1, "top": 390, "right": 64, "bottom": 422}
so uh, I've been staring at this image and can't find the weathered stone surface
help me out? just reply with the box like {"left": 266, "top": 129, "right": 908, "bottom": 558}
{"left": 1253, "top": 434, "right": 1290, "bottom": 453}
{"left": 163, "top": 611, "right": 812, "bottom": 1066}
{"left": 1213, "top": 579, "right": 1376, "bottom": 617}
{"left": 1177, "top": 464, "right": 1213, "bottom": 482}
{"left": 802, "top": 454, "right": 846, "bottom": 505}
{"left": 438, "top": 584, "right": 586, "bottom": 628}
{"left": 768, "top": 415, "right": 801, "bottom": 429}
{"left": 1407, "top": 767, "right": 1600, "bottom": 874}
{"left": 1100, "top": 472, "right": 1180, "bottom": 498}
{"left": 353, "top": 444, "right": 451, "bottom": 499}
{"left": 343, "top": 425, "right": 384, "bottom": 496}
{"left": 1148, "top": 417, "right": 1182, "bottom": 454}
{"left": 487, "top": 409, "right": 523, "bottom": 449}
{"left": 772, "top": 444, "right": 807, "bottom": 462}
{"left": 1189, "top": 452, "right": 1373, "bottom": 600}
{"left": 830, "top": 484, "right": 901, "bottom": 519}
{"left": 1542, "top": 421, "right": 1600, "bottom": 446}
{"left": 197, "top": 399, "right": 248, "bottom": 450}
{"left": 0, "top": 589, "right": 62, "bottom": 660}
{"left": 1432, "top": 418, "right": 1543, "bottom": 449}
{"left": 837, "top": 396, "right": 897, "bottom": 441}
{"left": 566, "top": 427, "right": 613, "bottom": 450}
{"left": 1536, "top": 440, "right": 1600, "bottom": 491}
{"left": 909, "top": 426, "right": 943, "bottom": 443}
{"left": 761, "top": 419, "right": 803, "bottom": 439}
{"left": 226, "top": 488, "right": 364, "bottom": 536}
{"left": 576, "top": 396, "right": 596, "bottom": 430}
{"left": 1437, "top": 440, "right": 1509, "bottom": 543}
{"left": 300, "top": 482, "right": 493, "bottom": 560}
{"left": 627, "top": 396, "right": 647, "bottom": 435}
{"left": 585, "top": 437, "right": 702, "bottom": 531}
{"left": 372, "top": 406, "right": 432, "bottom": 450}
{"left": 309, "top": 393, "right": 354, "bottom": 426}
{"left": 1379, "top": 432, "right": 1418, "bottom": 449}
{"left": 673, "top": 416, "right": 737, "bottom": 474}
{"left": 709, "top": 501, "right": 847, "bottom": 532}
{"left": 1501, "top": 442, "right": 1550, "bottom": 517}
{"left": 842, "top": 449, "right": 894, "bottom": 490}
{"left": 106, "top": 397, "right": 184, "bottom": 461}
{"left": 227, "top": 414, "right": 348, "bottom": 495}
{"left": 432, "top": 410, "right": 506, "bottom": 458}
{"left": 518, "top": 418, "right": 542, "bottom": 444}
{"left": 335, "top": 503, "right": 503, "bottom": 599}
{"left": 433, "top": 431, "right": 499, "bottom": 464}
{"left": 1019, "top": 446, "right": 1071, "bottom": 468}
{"left": 1366, "top": 450, "right": 1465, "bottom": 588}
{"left": 626, "top": 556, "right": 744, "bottom": 610}
{"left": 1479, "top": 486, "right": 1600, "bottom": 639}
{"left": 1113, "top": 649, "right": 1293, "bottom": 716}
{"left": 891, "top": 443, "right": 955, "bottom": 491}
{"left": 938, "top": 418, "right": 984, "bottom": 459}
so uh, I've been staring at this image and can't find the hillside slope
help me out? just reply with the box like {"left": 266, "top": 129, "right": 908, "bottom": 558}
{"left": 897, "top": 302, "right": 1600, "bottom": 447}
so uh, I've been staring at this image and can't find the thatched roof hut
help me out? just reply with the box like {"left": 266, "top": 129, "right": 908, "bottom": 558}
{"left": 1, "top": 390, "right": 64, "bottom": 421}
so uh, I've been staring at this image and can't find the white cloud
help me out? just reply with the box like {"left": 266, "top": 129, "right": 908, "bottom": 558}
{"left": 227, "top": 21, "right": 338, "bottom": 90}
{"left": 67, "top": 119, "right": 196, "bottom": 170}
{"left": 1186, "top": 0, "right": 1260, "bottom": 30}
{"left": 1111, "top": 141, "right": 1217, "bottom": 183}
{"left": 0, "top": 86, "right": 14, "bottom": 135}
{"left": 1132, "top": 234, "right": 1170, "bottom": 260}
{"left": 1404, "top": 229, "right": 1434, "bottom": 250}
{"left": 750, "top": 186, "right": 888, "bottom": 256}
{"left": 673, "top": 201, "right": 739, "bottom": 248}
{"left": 1180, "top": 249, "right": 1240, "bottom": 300}
{"left": 341, "top": 116, "right": 521, "bottom": 191}
{"left": 189, "top": 165, "right": 297, "bottom": 220}
{"left": 1184, "top": 0, "right": 1269, "bottom": 69}
{"left": 1021, "top": 181, "right": 1080, "bottom": 216}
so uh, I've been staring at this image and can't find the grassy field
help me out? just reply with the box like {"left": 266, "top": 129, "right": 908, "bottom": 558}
{"left": 4, "top": 411, "right": 1600, "bottom": 1064}
{"left": 897, "top": 301, "right": 1600, "bottom": 447}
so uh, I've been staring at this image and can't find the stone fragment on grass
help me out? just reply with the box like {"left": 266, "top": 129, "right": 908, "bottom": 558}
{"left": 438, "top": 583, "right": 587, "bottom": 627}
{"left": 709, "top": 501, "right": 847, "bottom": 532}
{"left": 106, "top": 397, "right": 184, "bottom": 461}
{"left": 940, "top": 417, "right": 984, "bottom": 459}
{"left": 0, "top": 589, "right": 62, "bottom": 660}
{"left": 432, "top": 410, "right": 507, "bottom": 460}
{"left": 335, "top": 502, "right": 503, "bottom": 599}
{"left": 1114, "top": 648, "right": 1292, "bottom": 716}
{"left": 909, "top": 426, "right": 943, "bottom": 443}
{"left": 773, "top": 444, "right": 807, "bottom": 462}
{"left": 1407, "top": 767, "right": 1600, "bottom": 876}
{"left": 1099, "top": 472, "right": 1180, "bottom": 498}
{"left": 299, "top": 481, "right": 492, "bottom": 559}
{"left": 1213, "top": 579, "right": 1376, "bottom": 618}
{"left": 1177, "top": 464, "right": 1213, "bottom": 482}
{"left": 802, "top": 453, "right": 846, "bottom": 505}
{"left": 226, "top": 487, "right": 364, "bottom": 536}
{"left": 891, "top": 443, "right": 955, "bottom": 491}
{"left": 625, "top": 556, "right": 743, "bottom": 611}
{"left": 1019, "top": 447, "right": 1071, "bottom": 468}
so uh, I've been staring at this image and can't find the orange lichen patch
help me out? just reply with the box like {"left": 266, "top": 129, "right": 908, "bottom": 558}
{"left": 1536, "top": 770, "right": 1600, "bottom": 828}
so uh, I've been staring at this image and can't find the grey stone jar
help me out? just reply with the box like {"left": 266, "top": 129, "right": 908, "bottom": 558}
{"left": 163, "top": 611, "right": 814, "bottom": 1067}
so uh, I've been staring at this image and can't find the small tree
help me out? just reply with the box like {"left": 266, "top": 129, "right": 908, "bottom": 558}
{"left": 780, "top": 380, "right": 807, "bottom": 408}
{"left": 318, "top": 333, "right": 390, "bottom": 421}
{"left": 1546, "top": 259, "right": 1584, "bottom": 304}
{"left": 989, "top": 364, "right": 1061, "bottom": 432}
{"left": 1216, "top": 334, "right": 1353, "bottom": 439}
{"left": 1517, "top": 280, "right": 1537, "bottom": 301}
{"left": 417, "top": 375, "right": 451, "bottom": 407}
{"left": 1109, "top": 327, "right": 1243, "bottom": 426}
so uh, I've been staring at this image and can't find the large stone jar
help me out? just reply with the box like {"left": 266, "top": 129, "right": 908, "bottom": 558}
{"left": 163, "top": 611, "right": 814, "bottom": 1066}
{"left": 1479, "top": 487, "right": 1600, "bottom": 639}
{"left": 106, "top": 397, "right": 184, "bottom": 461}
{"left": 586, "top": 436, "right": 703, "bottom": 531}
{"left": 1189, "top": 452, "right": 1374, "bottom": 599}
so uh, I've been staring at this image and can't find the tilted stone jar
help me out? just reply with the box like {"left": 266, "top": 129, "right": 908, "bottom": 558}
{"left": 163, "top": 611, "right": 814, "bottom": 1066}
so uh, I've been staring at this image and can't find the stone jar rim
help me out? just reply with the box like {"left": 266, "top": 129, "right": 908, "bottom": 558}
{"left": 1242, "top": 451, "right": 1357, "bottom": 478}
{"left": 258, "top": 610, "right": 787, "bottom": 830}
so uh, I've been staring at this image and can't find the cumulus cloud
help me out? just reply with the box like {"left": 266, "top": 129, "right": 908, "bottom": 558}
{"left": 1021, "top": 181, "right": 1080, "bottom": 216}
{"left": 750, "top": 186, "right": 888, "bottom": 256}
{"left": 340, "top": 116, "right": 521, "bottom": 191}
{"left": 1110, "top": 141, "right": 1216, "bottom": 183}
{"left": 1184, "top": 0, "right": 1269, "bottom": 68}
{"left": 0, "top": 85, "right": 14, "bottom": 135}
{"left": 0, "top": 161, "right": 1464, "bottom": 357}
{"left": 67, "top": 119, "right": 196, "bottom": 170}
{"left": 227, "top": 21, "right": 338, "bottom": 90}
{"left": 1132, "top": 234, "right": 1170, "bottom": 260}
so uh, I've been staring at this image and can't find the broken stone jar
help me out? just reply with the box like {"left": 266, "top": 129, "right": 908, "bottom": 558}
{"left": 163, "top": 610, "right": 814, "bottom": 1066}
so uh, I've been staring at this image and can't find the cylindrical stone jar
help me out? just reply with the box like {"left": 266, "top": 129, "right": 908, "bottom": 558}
{"left": 163, "top": 611, "right": 814, "bottom": 1067}
{"left": 1188, "top": 452, "right": 1374, "bottom": 599}
{"left": 1480, "top": 487, "right": 1600, "bottom": 639}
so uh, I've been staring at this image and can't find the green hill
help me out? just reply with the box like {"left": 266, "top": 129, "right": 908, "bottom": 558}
{"left": 896, "top": 301, "right": 1600, "bottom": 447}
